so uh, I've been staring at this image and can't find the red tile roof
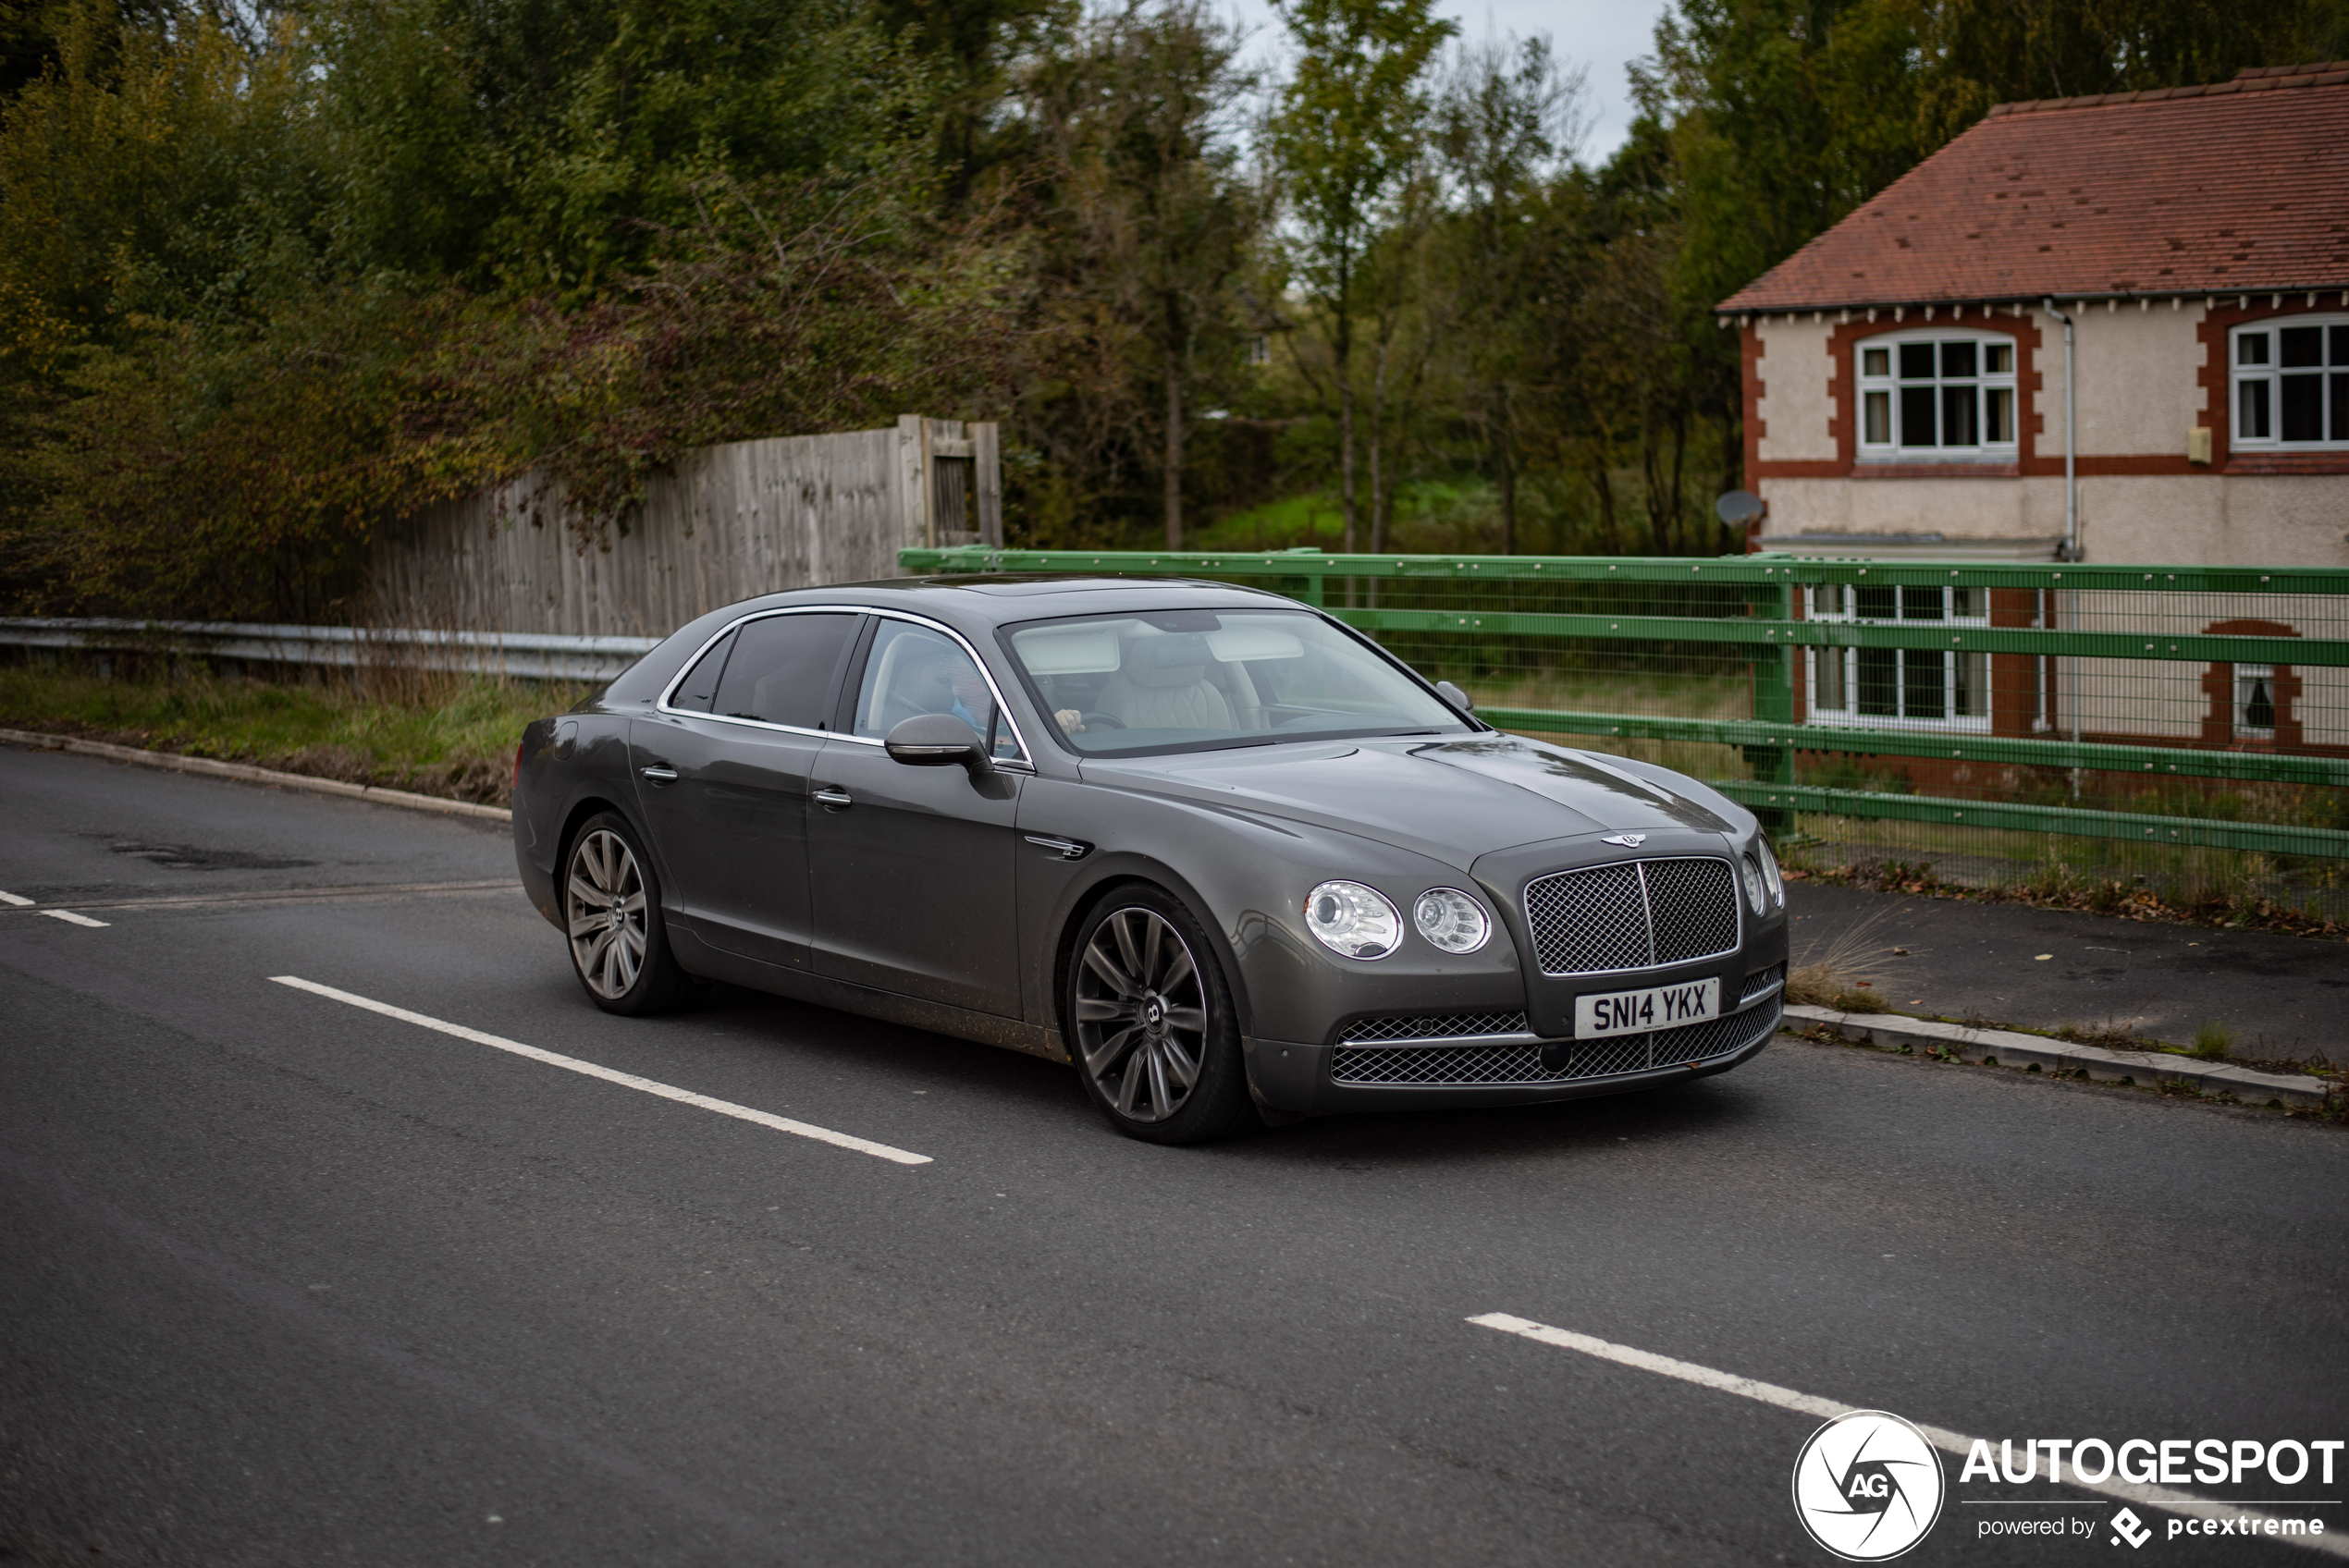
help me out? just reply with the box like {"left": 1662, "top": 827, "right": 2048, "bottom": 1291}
{"left": 1717, "top": 62, "right": 2349, "bottom": 314}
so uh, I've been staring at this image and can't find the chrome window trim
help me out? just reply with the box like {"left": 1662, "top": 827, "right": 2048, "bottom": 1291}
{"left": 1522, "top": 854, "right": 1743, "bottom": 979}
{"left": 655, "top": 605, "right": 1033, "bottom": 767}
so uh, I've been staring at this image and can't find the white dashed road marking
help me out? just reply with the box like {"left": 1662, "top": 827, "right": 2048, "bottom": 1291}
{"left": 2, "top": 889, "right": 110, "bottom": 925}
{"left": 1469, "top": 1313, "right": 2347, "bottom": 1555}
{"left": 271, "top": 975, "right": 932, "bottom": 1166}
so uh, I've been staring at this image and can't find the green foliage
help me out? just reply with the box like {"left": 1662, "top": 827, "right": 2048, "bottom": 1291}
{"left": 0, "top": 658, "right": 591, "bottom": 802}
{"left": 3, "top": 0, "right": 2343, "bottom": 613}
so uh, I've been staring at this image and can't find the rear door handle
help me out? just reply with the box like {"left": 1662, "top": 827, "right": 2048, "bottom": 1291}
{"left": 641, "top": 766, "right": 679, "bottom": 784}
{"left": 813, "top": 788, "right": 853, "bottom": 808}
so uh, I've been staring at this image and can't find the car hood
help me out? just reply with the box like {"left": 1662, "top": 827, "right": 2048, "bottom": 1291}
{"left": 1077, "top": 733, "right": 1738, "bottom": 866}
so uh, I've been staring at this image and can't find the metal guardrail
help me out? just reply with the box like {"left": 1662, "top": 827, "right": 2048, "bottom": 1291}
{"left": 0, "top": 619, "right": 657, "bottom": 682}
{"left": 897, "top": 545, "right": 2349, "bottom": 869}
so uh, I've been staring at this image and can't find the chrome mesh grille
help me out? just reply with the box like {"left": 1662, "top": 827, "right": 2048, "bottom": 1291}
{"left": 1331, "top": 997, "right": 1780, "bottom": 1087}
{"left": 1739, "top": 962, "right": 1787, "bottom": 1003}
{"left": 1522, "top": 857, "right": 1740, "bottom": 976}
{"left": 1339, "top": 1011, "right": 1531, "bottom": 1045}
{"left": 1642, "top": 859, "right": 1742, "bottom": 964}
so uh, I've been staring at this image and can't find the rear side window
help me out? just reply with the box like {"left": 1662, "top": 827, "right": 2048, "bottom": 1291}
{"left": 669, "top": 630, "right": 738, "bottom": 713}
{"left": 707, "top": 613, "right": 860, "bottom": 729}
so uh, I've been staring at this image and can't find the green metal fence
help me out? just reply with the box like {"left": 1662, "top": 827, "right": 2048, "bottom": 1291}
{"left": 898, "top": 545, "right": 2349, "bottom": 921}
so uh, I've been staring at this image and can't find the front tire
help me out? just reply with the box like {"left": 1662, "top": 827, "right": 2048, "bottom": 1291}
{"left": 1068, "top": 885, "right": 1256, "bottom": 1145}
{"left": 562, "top": 812, "right": 690, "bottom": 1015}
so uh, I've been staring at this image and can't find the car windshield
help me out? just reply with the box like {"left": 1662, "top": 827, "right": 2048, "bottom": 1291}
{"left": 1002, "top": 607, "right": 1470, "bottom": 755}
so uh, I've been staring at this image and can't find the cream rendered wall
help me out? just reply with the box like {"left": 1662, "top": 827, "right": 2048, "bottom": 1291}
{"left": 2066, "top": 301, "right": 2208, "bottom": 456}
{"left": 1757, "top": 474, "right": 2069, "bottom": 541}
{"left": 2081, "top": 475, "right": 2349, "bottom": 565}
{"left": 1753, "top": 316, "right": 1838, "bottom": 464}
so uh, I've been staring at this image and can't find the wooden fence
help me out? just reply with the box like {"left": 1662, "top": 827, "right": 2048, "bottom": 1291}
{"left": 369, "top": 416, "right": 999, "bottom": 638}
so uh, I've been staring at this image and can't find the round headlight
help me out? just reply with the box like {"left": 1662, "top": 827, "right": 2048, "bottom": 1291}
{"left": 1756, "top": 836, "right": 1784, "bottom": 907}
{"left": 1304, "top": 880, "right": 1400, "bottom": 960}
{"left": 1412, "top": 888, "right": 1492, "bottom": 954}
{"left": 1740, "top": 855, "right": 1766, "bottom": 915}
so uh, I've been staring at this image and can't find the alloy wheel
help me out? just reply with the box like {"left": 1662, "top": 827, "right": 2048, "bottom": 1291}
{"left": 1074, "top": 906, "right": 1210, "bottom": 1123}
{"left": 566, "top": 828, "right": 649, "bottom": 999}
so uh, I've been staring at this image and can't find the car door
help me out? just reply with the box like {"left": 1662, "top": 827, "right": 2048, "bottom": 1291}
{"left": 628, "top": 609, "right": 863, "bottom": 971}
{"left": 806, "top": 616, "right": 1028, "bottom": 1018}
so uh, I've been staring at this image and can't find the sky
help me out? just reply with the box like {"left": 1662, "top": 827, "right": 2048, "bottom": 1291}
{"left": 1224, "top": 0, "right": 1678, "bottom": 165}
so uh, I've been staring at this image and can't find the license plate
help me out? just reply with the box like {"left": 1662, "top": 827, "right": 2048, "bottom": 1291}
{"left": 1575, "top": 977, "right": 1719, "bottom": 1038}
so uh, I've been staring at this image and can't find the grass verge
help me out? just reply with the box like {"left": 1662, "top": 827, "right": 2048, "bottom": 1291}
{"left": 0, "top": 663, "right": 588, "bottom": 807}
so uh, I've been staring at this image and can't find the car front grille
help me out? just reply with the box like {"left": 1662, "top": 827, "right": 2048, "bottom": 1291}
{"left": 1739, "top": 962, "right": 1787, "bottom": 1003}
{"left": 1523, "top": 857, "right": 1740, "bottom": 976}
{"left": 1330, "top": 996, "right": 1780, "bottom": 1087}
{"left": 1337, "top": 1011, "right": 1531, "bottom": 1045}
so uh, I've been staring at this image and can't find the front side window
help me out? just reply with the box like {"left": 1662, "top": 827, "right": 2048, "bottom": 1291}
{"left": 1807, "top": 584, "right": 1989, "bottom": 728}
{"left": 2232, "top": 318, "right": 2349, "bottom": 447}
{"left": 1856, "top": 333, "right": 2018, "bottom": 458}
{"left": 852, "top": 619, "right": 1025, "bottom": 760}
{"left": 1002, "top": 607, "right": 1468, "bottom": 756}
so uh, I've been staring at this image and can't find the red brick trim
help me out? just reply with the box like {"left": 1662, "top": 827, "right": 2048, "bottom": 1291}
{"left": 2195, "top": 294, "right": 2349, "bottom": 470}
{"left": 1747, "top": 308, "right": 2043, "bottom": 482}
{"left": 1854, "top": 461, "right": 2023, "bottom": 480}
{"left": 2198, "top": 618, "right": 2304, "bottom": 750}
{"left": 1740, "top": 325, "right": 1765, "bottom": 487}
{"left": 2223, "top": 452, "right": 2349, "bottom": 475}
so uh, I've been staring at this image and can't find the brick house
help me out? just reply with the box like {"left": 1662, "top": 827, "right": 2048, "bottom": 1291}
{"left": 1716, "top": 62, "right": 2349, "bottom": 756}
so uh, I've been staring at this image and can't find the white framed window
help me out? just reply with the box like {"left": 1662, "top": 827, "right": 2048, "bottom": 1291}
{"left": 1806, "top": 583, "right": 1991, "bottom": 729}
{"left": 2235, "top": 664, "right": 2277, "bottom": 739}
{"left": 2232, "top": 317, "right": 2349, "bottom": 448}
{"left": 1854, "top": 331, "right": 2019, "bottom": 459}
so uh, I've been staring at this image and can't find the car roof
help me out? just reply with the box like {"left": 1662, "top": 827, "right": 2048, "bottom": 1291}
{"left": 732, "top": 575, "right": 1303, "bottom": 630}
{"left": 601, "top": 577, "right": 1311, "bottom": 705}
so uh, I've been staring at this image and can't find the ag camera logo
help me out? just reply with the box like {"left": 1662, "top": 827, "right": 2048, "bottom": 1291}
{"left": 1792, "top": 1410, "right": 1947, "bottom": 1561}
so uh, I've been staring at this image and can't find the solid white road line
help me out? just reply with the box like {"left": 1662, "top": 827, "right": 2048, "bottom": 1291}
{"left": 1468, "top": 1313, "right": 2348, "bottom": 1557}
{"left": 271, "top": 975, "right": 932, "bottom": 1166}
{"left": 0, "top": 890, "right": 32, "bottom": 906}
{"left": 42, "top": 909, "right": 109, "bottom": 927}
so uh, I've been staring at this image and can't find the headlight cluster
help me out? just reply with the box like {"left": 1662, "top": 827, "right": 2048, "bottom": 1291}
{"left": 1741, "top": 837, "right": 1787, "bottom": 914}
{"left": 1304, "top": 881, "right": 1492, "bottom": 960}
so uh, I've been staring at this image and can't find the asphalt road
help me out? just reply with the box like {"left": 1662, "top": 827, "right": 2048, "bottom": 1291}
{"left": 4, "top": 741, "right": 2345, "bottom": 1567}
{"left": 1783, "top": 884, "right": 2349, "bottom": 1063}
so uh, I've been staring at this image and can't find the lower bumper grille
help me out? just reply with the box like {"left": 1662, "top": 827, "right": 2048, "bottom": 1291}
{"left": 1330, "top": 996, "right": 1781, "bottom": 1088}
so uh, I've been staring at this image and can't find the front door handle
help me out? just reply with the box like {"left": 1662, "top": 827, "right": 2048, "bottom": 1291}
{"left": 641, "top": 765, "right": 680, "bottom": 784}
{"left": 813, "top": 788, "right": 853, "bottom": 808}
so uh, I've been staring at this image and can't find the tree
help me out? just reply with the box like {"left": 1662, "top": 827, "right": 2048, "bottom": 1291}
{"left": 1433, "top": 32, "right": 1580, "bottom": 552}
{"left": 1264, "top": 0, "right": 1452, "bottom": 557}
{"left": 1028, "top": 0, "right": 1261, "bottom": 548}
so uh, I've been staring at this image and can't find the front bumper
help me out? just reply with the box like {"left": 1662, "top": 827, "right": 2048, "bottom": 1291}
{"left": 1244, "top": 988, "right": 1782, "bottom": 1116}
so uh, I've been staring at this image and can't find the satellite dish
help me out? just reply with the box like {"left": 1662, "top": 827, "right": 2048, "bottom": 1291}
{"left": 1716, "top": 490, "right": 1765, "bottom": 527}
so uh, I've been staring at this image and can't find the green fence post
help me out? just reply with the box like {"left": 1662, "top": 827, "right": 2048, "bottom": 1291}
{"left": 1744, "top": 574, "right": 1797, "bottom": 836}
{"left": 1282, "top": 547, "right": 1325, "bottom": 608}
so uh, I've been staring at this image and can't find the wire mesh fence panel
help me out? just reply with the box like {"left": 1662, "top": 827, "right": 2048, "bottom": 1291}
{"left": 902, "top": 547, "right": 2349, "bottom": 925}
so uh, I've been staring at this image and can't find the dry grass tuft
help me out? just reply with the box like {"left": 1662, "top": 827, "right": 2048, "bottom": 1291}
{"left": 1786, "top": 909, "right": 1900, "bottom": 1012}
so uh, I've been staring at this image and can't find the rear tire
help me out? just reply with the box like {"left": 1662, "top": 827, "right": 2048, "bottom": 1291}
{"left": 562, "top": 812, "right": 690, "bottom": 1015}
{"left": 1067, "top": 885, "right": 1256, "bottom": 1145}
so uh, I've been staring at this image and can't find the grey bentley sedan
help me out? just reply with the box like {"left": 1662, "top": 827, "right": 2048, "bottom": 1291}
{"left": 512, "top": 577, "right": 1788, "bottom": 1144}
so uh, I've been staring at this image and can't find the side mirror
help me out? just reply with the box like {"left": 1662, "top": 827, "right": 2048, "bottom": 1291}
{"left": 1436, "top": 680, "right": 1475, "bottom": 713}
{"left": 884, "top": 713, "right": 990, "bottom": 777}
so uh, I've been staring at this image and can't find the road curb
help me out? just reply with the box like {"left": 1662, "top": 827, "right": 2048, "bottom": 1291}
{"left": 1782, "top": 1003, "right": 2336, "bottom": 1109}
{"left": 0, "top": 727, "right": 513, "bottom": 824}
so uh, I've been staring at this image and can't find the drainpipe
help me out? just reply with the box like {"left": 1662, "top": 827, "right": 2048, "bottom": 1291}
{"left": 2043, "top": 300, "right": 2083, "bottom": 798}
